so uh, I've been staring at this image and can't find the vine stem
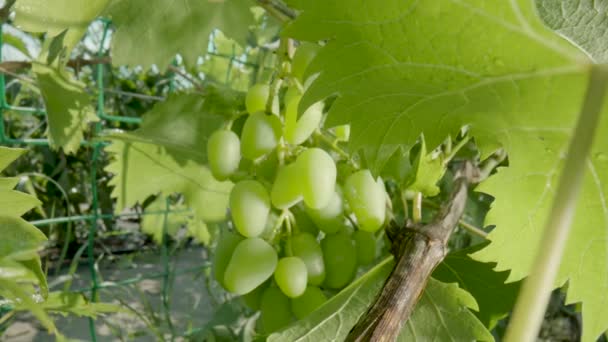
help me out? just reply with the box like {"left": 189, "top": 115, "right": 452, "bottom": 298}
{"left": 504, "top": 64, "right": 608, "bottom": 342}
{"left": 442, "top": 135, "right": 471, "bottom": 165}
{"left": 313, "top": 131, "right": 358, "bottom": 167}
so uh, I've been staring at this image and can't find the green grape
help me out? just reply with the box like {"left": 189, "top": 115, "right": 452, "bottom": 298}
{"left": 290, "top": 286, "right": 327, "bottom": 319}
{"left": 207, "top": 129, "right": 241, "bottom": 181}
{"left": 292, "top": 42, "right": 320, "bottom": 82}
{"left": 344, "top": 170, "right": 386, "bottom": 232}
{"left": 230, "top": 180, "right": 270, "bottom": 237}
{"left": 271, "top": 163, "right": 303, "bottom": 209}
{"left": 292, "top": 208, "right": 319, "bottom": 236}
{"left": 260, "top": 286, "right": 293, "bottom": 334}
{"left": 246, "top": 84, "right": 269, "bottom": 114}
{"left": 213, "top": 230, "right": 244, "bottom": 288}
{"left": 284, "top": 96, "right": 323, "bottom": 145}
{"left": 241, "top": 281, "right": 267, "bottom": 310}
{"left": 241, "top": 112, "right": 282, "bottom": 160}
{"left": 296, "top": 148, "right": 336, "bottom": 209}
{"left": 333, "top": 124, "right": 350, "bottom": 142}
{"left": 287, "top": 233, "right": 325, "bottom": 285}
{"left": 353, "top": 230, "right": 376, "bottom": 265}
{"left": 274, "top": 257, "right": 308, "bottom": 298}
{"left": 306, "top": 190, "right": 344, "bottom": 234}
{"left": 224, "top": 237, "right": 278, "bottom": 295}
{"left": 321, "top": 232, "right": 357, "bottom": 289}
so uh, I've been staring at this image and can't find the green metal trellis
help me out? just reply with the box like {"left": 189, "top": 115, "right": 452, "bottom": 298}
{"left": 0, "top": 18, "right": 255, "bottom": 340}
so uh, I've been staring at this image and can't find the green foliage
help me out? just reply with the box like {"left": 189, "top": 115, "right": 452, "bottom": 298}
{"left": 14, "top": 0, "right": 109, "bottom": 56}
{"left": 32, "top": 64, "right": 98, "bottom": 153}
{"left": 286, "top": 1, "right": 608, "bottom": 340}
{"left": 0, "top": 147, "right": 46, "bottom": 292}
{"left": 536, "top": 0, "right": 608, "bottom": 63}
{"left": 6, "top": 0, "right": 608, "bottom": 340}
{"left": 0, "top": 150, "right": 132, "bottom": 339}
{"left": 105, "top": 90, "right": 241, "bottom": 225}
{"left": 106, "top": 0, "right": 255, "bottom": 69}
{"left": 269, "top": 258, "right": 491, "bottom": 341}
{"left": 433, "top": 244, "right": 520, "bottom": 328}
{"left": 14, "top": 291, "right": 121, "bottom": 318}
{"left": 105, "top": 140, "right": 231, "bottom": 222}
{"left": 404, "top": 138, "right": 446, "bottom": 196}
{"left": 141, "top": 196, "right": 188, "bottom": 244}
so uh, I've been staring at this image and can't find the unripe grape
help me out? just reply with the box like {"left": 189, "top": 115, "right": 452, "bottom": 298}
{"left": 213, "top": 230, "right": 244, "bottom": 288}
{"left": 229, "top": 180, "right": 270, "bottom": 237}
{"left": 207, "top": 129, "right": 241, "bottom": 180}
{"left": 224, "top": 237, "right": 278, "bottom": 295}
{"left": 306, "top": 190, "right": 344, "bottom": 234}
{"left": 292, "top": 42, "right": 320, "bottom": 82}
{"left": 242, "top": 282, "right": 267, "bottom": 310}
{"left": 344, "top": 170, "right": 386, "bottom": 232}
{"left": 290, "top": 286, "right": 327, "bottom": 319}
{"left": 296, "top": 148, "right": 336, "bottom": 209}
{"left": 354, "top": 230, "right": 376, "bottom": 265}
{"left": 321, "top": 232, "right": 357, "bottom": 289}
{"left": 284, "top": 96, "right": 323, "bottom": 145}
{"left": 260, "top": 286, "right": 293, "bottom": 334}
{"left": 274, "top": 257, "right": 308, "bottom": 298}
{"left": 246, "top": 84, "right": 270, "bottom": 114}
{"left": 271, "top": 163, "right": 303, "bottom": 209}
{"left": 292, "top": 208, "right": 319, "bottom": 236}
{"left": 241, "top": 112, "right": 282, "bottom": 160}
{"left": 287, "top": 233, "right": 325, "bottom": 285}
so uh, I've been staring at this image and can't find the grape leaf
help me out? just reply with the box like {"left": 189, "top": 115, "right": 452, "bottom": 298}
{"left": 0, "top": 147, "right": 48, "bottom": 299}
{"left": 141, "top": 196, "right": 189, "bottom": 244}
{"left": 536, "top": 0, "right": 608, "bottom": 63}
{"left": 33, "top": 63, "right": 98, "bottom": 154}
{"left": 398, "top": 278, "right": 492, "bottom": 341}
{"left": 105, "top": 90, "right": 243, "bottom": 164}
{"left": 433, "top": 244, "right": 520, "bottom": 328}
{"left": 105, "top": 140, "right": 232, "bottom": 223}
{"left": 404, "top": 138, "right": 446, "bottom": 196}
{"left": 104, "top": 89, "right": 242, "bottom": 223}
{"left": 186, "top": 218, "right": 212, "bottom": 245}
{"left": 285, "top": 1, "right": 608, "bottom": 340}
{"left": 0, "top": 147, "right": 24, "bottom": 169}
{"left": 106, "top": 0, "right": 255, "bottom": 69}
{"left": 269, "top": 258, "right": 491, "bottom": 341}
{"left": 14, "top": 0, "right": 109, "bottom": 55}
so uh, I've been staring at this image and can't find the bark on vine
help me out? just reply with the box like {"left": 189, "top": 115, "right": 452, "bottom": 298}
{"left": 346, "top": 161, "right": 480, "bottom": 342}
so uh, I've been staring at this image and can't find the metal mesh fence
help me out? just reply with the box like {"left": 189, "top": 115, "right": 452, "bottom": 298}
{"left": 0, "top": 18, "right": 259, "bottom": 341}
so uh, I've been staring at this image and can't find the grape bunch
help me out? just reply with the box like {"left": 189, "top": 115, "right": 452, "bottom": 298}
{"left": 208, "top": 43, "right": 389, "bottom": 334}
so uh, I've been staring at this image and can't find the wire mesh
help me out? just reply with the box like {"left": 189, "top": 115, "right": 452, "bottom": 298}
{"left": 0, "top": 18, "right": 258, "bottom": 340}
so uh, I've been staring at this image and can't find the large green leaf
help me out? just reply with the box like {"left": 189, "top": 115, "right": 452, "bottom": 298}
{"left": 269, "top": 258, "right": 491, "bottom": 341}
{"left": 33, "top": 64, "right": 98, "bottom": 154}
{"left": 536, "top": 0, "right": 608, "bottom": 63}
{"left": 0, "top": 147, "right": 49, "bottom": 305}
{"left": 105, "top": 89, "right": 243, "bottom": 163}
{"left": 141, "top": 196, "right": 189, "bottom": 244}
{"left": 285, "top": 1, "right": 608, "bottom": 340}
{"left": 433, "top": 244, "right": 520, "bottom": 328}
{"left": 15, "top": 0, "right": 109, "bottom": 57}
{"left": 105, "top": 140, "right": 232, "bottom": 222}
{"left": 105, "top": 90, "right": 241, "bottom": 222}
{"left": 106, "top": 0, "right": 255, "bottom": 69}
